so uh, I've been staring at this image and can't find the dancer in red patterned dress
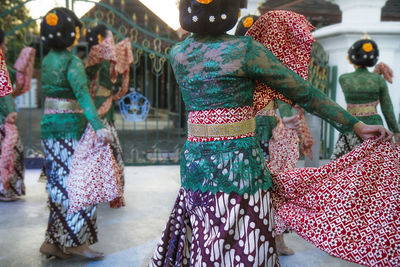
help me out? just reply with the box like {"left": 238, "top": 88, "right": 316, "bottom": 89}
{"left": 149, "top": 1, "right": 392, "bottom": 266}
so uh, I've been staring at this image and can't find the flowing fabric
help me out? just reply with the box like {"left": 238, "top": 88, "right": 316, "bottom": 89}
{"left": 0, "top": 122, "right": 18, "bottom": 189}
{"left": 0, "top": 48, "right": 13, "bottom": 97}
{"left": 86, "top": 38, "right": 133, "bottom": 117}
{"left": 373, "top": 62, "right": 393, "bottom": 84}
{"left": 67, "top": 125, "right": 124, "bottom": 215}
{"left": 275, "top": 140, "right": 400, "bottom": 267}
{"left": 0, "top": 124, "right": 25, "bottom": 197}
{"left": 13, "top": 47, "right": 36, "bottom": 96}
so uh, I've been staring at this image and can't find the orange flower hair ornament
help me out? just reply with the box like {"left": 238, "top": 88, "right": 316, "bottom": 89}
{"left": 362, "top": 42, "right": 373, "bottom": 53}
{"left": 243, "top": 17, "right": 254, "bottom": 28}
{"left": 97, "top": 34, "right": 102, "bottom": 44}
{"left": 196, "top": 0, "right": 213, "bottom": 3}
{"left": 45, "top": 13, "right": 58, "bottom": 26}
{"left": 72, "top": 26, "right": 80, "bottom": 47}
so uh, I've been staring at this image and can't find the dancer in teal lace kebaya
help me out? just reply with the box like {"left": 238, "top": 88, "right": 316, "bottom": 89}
{"left": 150, "top": 1, "right": 392, "bottom": 266}
{"left": 331, "top": 38, "right": 400, "bottom": 160}
{"left": 39, "top": 8, "right": 112, "bottom": 260}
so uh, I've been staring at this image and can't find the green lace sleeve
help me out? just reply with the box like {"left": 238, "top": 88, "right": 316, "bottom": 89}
{"left": 67, "top": 57, "right": 104, "bottom": 131}
{"left": 0, "top": 95, "right": 15, "bottom": 118}
{"left": 379, "top": 77, "right": 399, "bottom": 133}
{"left": 245, "top": 40, "right": 359, "bottom": 133}
{"left": 276, "top": 100, "right": 292, "bottom": 118}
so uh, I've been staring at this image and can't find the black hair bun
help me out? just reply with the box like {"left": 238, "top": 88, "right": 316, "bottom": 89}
{"left": 40, "top": 7, "right": 82, "bottom": 50}
{"left": 179, "top": 0, "right": 246, "bottom": 35}
{"left": 348, "top": 39, "right": 379, "bottom": 67}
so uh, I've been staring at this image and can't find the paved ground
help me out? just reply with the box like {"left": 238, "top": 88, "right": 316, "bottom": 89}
{"left": 0, "top": 166, "right": 363, "bottom": 267}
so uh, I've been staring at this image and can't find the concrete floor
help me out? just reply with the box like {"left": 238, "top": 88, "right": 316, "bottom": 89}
{"left": 0, "top": 166, "right": 364, "bottom": 267}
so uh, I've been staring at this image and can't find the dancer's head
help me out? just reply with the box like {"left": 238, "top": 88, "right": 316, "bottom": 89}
{"left": 40, "top": 7, "right": 82, "bottom": 49}
{"left": 348, "top": 38, "right": 379, "bottom": 67}
{"left": 85, "top": 24, "right": 109, "bottom": 49}
{"left": 179, "top": 0, "right": 248, "bottom": 35}
{"left": 234, "top": 15, "right": 259, "bottom": 36}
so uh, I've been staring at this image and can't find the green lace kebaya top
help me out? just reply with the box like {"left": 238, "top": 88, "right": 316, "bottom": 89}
{"left": 339, "top": 67, "right": 399, "bottom": 133}
{"left": 171, "top": 34, "right": 359, "bottom": 195}
{"left": 40, "top": 49, "right": 104, "bottom": 140}
{"left": 86, "top": 60, "right": 118, "bottom": 123}
{"left": 255, "top": 100, "right": 292, "bottom": 142}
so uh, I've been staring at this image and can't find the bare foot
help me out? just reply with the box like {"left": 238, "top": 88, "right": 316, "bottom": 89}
{"left": 39, "top": 242, "right": 73, "bottom": 259}
{"left": 64, "top": 244, "right": 104, "bottom": 259}
{"left": 276, "top": 234, "right": 295, "bottom": 256}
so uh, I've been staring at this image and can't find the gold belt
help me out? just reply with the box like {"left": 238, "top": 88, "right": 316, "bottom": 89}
{"left": 188, "top": 118, "right": 256, "bottom": 138}
{"left": 256, "top": 101, "right": 276, "bottom": 116}
{"left": 44, "top": 97, "right": 83, "bottom": 114}
{"left": 97, "top": 86, "right": 112, "bottom": 97}
{"left": 347, "top": 101, "right": 378, "bottom": 116}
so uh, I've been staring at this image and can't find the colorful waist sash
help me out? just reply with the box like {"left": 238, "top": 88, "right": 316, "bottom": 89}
{"left": 347, "top": 100, "right": 379, "bottom": 117}
{"left": 187, "top": 106, "right": 255, "bottom": 142}
{"left": 256, "top": 101, "right": 276, "bottom": 117}
{"left": 44, "top": 97, "right": 83, "bottom": 115}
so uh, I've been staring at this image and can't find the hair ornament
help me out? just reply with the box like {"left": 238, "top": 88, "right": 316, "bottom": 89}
{"left": 45, "top": 13, "right": 58, "bottom": 26}
{"left": 196, "top": 0, "right": 213, "bottom": 4}
{"left": 56, "top": 32, "right": 61, "bottom": 36}
{"left": 83, "top": 28, "right": 87, "bottom": 37}
{"left": 243, "top": 16, "right": 254, "bottom": 28}
{"left": 221, "top": 14, "right": 227, "bottom": 20}
{"left": 362, "top": 42, "right": 373, "bottom": 53}
{"left": 209, "top": 16, "right": 215, "bottom": 22}
{"left": 48, "top": 33, "right": 54, "bottom": 38}
{"left": 188, "top": 7, "right": 191, "bottom": 13}
{"left": 192, "top": 16, "right": 198, "bottom": 22}
{"left": 97, "top": 34, "right": 102, "bottom": 43}
{"left": 67, "top": 17, "right": 72, "bottom": 22}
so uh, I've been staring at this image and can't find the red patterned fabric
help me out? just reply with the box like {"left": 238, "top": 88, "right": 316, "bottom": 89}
{"left": 67, "top": 125, "right": 124, "bottom": 214}
{"left": 246, "top": 10, "right": 315, "bottom": 113}
{"left": 187, "top": 106, "right": 255, "bottom": 142}
{"left": 0, "top": 122, "right": 18, "bottom": 190}
{"left": 0, "top": 48, "right": 13, "bottom": 97}
{"left": 13, "top": 47, "right": 36, "bottom": 96}
{"left": 86, "top": 38, "right": 133, "bottom": 117}
{"left": 275, "top": 139, "right": 400, "bottom": 266}
{"left": 296, "top": 107, "right": 314, "bottom": 159}
{"left": 373, "top": 62, "right": 393, "bottom": 84}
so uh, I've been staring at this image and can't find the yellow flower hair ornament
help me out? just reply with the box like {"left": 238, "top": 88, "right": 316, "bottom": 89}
{"left": 97, "top": 34, "right": 102, "bottom": 44}
{"left": 46, "top": 13, "right": 58, "bottom": 26}
{"left": 72, "top": 26, "right": 80, "bottom": 47}
{"left": 362, "top": 42, "right": 373, "bottom": 53}
{"left": 83, "top": 28, "right": 87, "bottom": 37}
{"left": 243, "top": 17, "right": 254, "bottom": 28}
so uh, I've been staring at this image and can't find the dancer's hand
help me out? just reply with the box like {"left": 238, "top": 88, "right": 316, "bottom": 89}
{"left": 394, "top": 133, "right": 400, "bottom": 144}
{"left": 5, "top": 112, "right": 17, "bottom": 124}
{"left": 96, "top": 128, "right": 113, "bottom": 144}
{"left": 282, "top": 114, "right": 300, "bottom": 130}
{"left": 353, "top": 122, "right": 393, "bottom": 142}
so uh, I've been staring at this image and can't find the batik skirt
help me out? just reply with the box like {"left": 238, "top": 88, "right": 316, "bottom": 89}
{"left": 276, "top": 140, "right": 400, "bottom": 267}
{"left": 150, "top": 188, "right": 280, "bottom": 267}
{"left": 0, "top": 124, "right": 25, "bottom": 198}
{"left": 41, "top": 138, "right": 98, "bottom": 248}
{"left": 330, "top": 132, "right": 363, "bottom": 161}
